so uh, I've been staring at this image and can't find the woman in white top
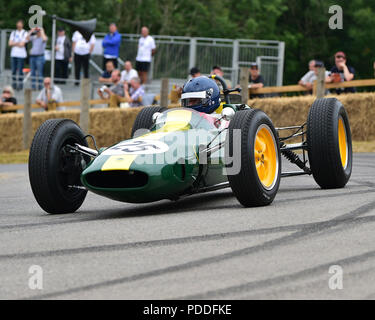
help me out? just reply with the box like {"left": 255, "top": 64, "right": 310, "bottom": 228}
{"left": 72, "top": 31, "right": 96, "bottom": 85}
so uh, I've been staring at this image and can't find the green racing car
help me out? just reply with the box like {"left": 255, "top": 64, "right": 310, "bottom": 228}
{"left": 28, "top": 75, "right": 353, "bottom": 214}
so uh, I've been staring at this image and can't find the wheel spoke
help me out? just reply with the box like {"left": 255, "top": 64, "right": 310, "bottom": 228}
{"left": 258, "top": 163, "right": 266, "bottom": 179}
{"left": 255, "top": 137, "right": 266, "bottom": 153}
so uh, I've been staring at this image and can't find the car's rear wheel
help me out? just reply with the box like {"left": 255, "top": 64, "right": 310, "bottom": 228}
{"left": 307, "top": 98, "right": 352, "bottom": 188}
{"left": 29, "top": 119, "right": 89, "bottom": 214}
{"left": 225, "top": 109, "right": 281, "bottom": 207}
{"left": 131, "top": 106, "right": 167, "bottom": 138}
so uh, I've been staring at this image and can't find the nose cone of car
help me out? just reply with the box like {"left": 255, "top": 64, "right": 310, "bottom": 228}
{"left": 80, "top": 150, "right": 198, "bottom": 203}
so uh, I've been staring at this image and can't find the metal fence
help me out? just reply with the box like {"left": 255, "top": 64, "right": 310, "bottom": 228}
{"left": 1, "top": 29, "right": 285, "bottom": 87}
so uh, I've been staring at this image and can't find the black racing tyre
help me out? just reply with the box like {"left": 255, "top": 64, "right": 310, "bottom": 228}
{"left": 225, "top": 109, "right": 281, "bottom": 207}
{"left": 29, "top": 119, "right": 89, "bottom": 214}
{"left": 307, "top": 98, "right": 352, "bottom": 189}
{"left": 131, "top": 106, "right": 167, "bottom": 138}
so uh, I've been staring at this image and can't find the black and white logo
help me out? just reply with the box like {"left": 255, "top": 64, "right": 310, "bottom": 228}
{"left": 102, "top": 140, "right": 169, "bottom": 155}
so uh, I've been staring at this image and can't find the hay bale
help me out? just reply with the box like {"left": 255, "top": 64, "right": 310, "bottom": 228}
{"left": 0, "top": 93, "right": 374, "bottom": 154}
{"left": 0, "top": 113, "right": 23, "bottom": 153}
{"left": 251, "top": 93, "right": 375, "bottom": 141}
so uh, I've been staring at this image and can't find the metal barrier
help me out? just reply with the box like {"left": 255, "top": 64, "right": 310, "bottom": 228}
{"left": 1, "top": 29, "right": 285, "bottom": 86}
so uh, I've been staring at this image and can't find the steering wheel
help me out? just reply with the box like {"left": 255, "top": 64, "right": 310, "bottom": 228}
{"left": 207, "top": 74, "right": 241, "bottom": 104}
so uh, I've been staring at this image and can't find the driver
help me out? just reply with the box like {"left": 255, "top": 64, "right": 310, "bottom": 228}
{"left": 181, "top": 76, "right": 221, "bottom": 114}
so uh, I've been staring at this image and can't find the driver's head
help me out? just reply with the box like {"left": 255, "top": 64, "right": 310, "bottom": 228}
{"left": 181, "top": 76, "right": 221, "bottom": 114}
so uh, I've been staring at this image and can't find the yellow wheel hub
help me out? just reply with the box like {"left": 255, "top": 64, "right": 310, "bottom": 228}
{"left": 254, "top": 125, "right": 278, "bottom": 190}
{"left": 338, "top": 116, "right": 348, "bottom": 169}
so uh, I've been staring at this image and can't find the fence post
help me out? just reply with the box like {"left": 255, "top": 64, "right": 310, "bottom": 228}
{"left": 314, "top": 67, "right": 326, "bottom": 98}
{"left": 231, "top": 39, "right": 239, "bottom": 86}
{"left": 109, "top": 94, "right": 119, "bottom": 108}
{"left": 80, "top": 78, "right": 90, "bottom": 133}
{"left": 277, "top": 41, "right": 285, "bottom": 87}
{"left": 189, "top": 38, "right": 197, "bottom": 71}
{"left": 23, "top": 89, "right": 32, "bottom": 150}
{"left": 0, "top": 30, "right": 6, "bottom": 74}
{"left": 160, "top": 78, "right": 169, "bottom": 108}
{"left": 240, "top": 67, "right": 249, "bottom": 104}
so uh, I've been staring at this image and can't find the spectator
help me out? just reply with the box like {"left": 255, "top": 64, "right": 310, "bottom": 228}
{"left": 299, "top": 60, "right": 331, "bottom": 93}
{"left": 97, "top": 69, "right": 124, "bottom": 99}
{"left": 8, "top": 20, "right": 28, "bottom": 91}
{"left": 99, "top": 60, "right": 115, "bottom": 83}
{"left": 124, "top": 77, "right": 145, "bottom": 107}
{"left": 211, "top": 65, "right": 232, "bottom": 89}
{"left": 36, "top": 77, "right": 63, "bottom": 111}
{"left": 102, "top": 23, "right": 121, "bottom": 69}
{"left": 248, "top": 63, "right": 265, "bottom": 98}
{"left": 55, "top": 27, "right": 72, "bottom": 84}
{"left": 328, "top": 51, "right": 356, "bottom": 94}
{"left": 0, "top": 86, "right": 17, "bottom": 114}
{"left": 135, "top": 26, "right": 156, "bottom": 84}
{"left": 26, "top": 27, "right": 48, "bottom": 90}
{"left": 72, "top": 31, "right": 96, "bottom": 85}
{"left": 298, "top": 60, "right": 316, "bottom": 87}
{"left": 120, "top": 60, "right": 139, "bottom": 83}
{"left": 189, "top": 67, "right": 201, "bottom": 79}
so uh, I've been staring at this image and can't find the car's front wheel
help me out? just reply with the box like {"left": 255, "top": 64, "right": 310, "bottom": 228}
{"left": 29, "top": 119, "right": 89, "bottom": 214}
{"left": 225, "top": 109, "right": 281, "bottom": 207}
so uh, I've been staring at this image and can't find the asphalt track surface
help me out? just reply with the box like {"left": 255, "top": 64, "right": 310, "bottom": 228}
{"left": 0, "top": 153, "right": 374, "bottom": 300}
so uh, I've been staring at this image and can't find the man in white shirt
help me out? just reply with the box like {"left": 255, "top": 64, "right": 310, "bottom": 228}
{"left": 299, "top": 60, "right": 331, "bottom": 93}
{"left": 298, "top": 60, "right": 316, "bottom": 88}
{"left": 135, "top": 26, "right": 156, "bottom": 84}
{"left": 36, "top": 77, "right": 63, "bottom": 111}
{"left": 121, "top": 60, "right": 139, "bottom": 83}
{"left": 8, "top": 20, "right": 28, "bottom": 90}
{"left": 72, "top": 31, "right": 96, "bottom": 85}
{"left": 55, "top": 28, "right": 72, "bottom": 84}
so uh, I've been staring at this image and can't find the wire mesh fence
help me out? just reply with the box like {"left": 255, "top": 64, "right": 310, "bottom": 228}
{"left": 1, "top": 29, "right": 285, "bottom": 88}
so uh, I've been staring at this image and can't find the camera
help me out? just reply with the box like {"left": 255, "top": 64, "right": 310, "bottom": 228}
{"left": 99, "top": 85, "right": 108, "bottom": 93}
{"left": 31, "top": 27, "right": 40, "bottom": 36}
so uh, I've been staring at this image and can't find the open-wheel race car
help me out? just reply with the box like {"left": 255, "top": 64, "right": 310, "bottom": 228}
{"left": 28, "top": 75, "right": 352, "bottom": 214}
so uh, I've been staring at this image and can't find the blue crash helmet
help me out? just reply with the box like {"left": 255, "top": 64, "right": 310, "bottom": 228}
{"left": 181, "top": 76, "right": 221, "bottom": 114}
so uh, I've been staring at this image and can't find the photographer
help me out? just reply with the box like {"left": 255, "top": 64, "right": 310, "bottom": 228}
{"left": 26, "top": 27, "right": 48, "bottom": 90}
{"left": 97, "top": 69, "right": 124, "bottom": 99}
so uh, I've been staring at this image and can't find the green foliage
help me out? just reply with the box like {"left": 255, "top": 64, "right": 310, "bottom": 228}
{"left": 0, "top": 0, "right": 374, "bottom": 84}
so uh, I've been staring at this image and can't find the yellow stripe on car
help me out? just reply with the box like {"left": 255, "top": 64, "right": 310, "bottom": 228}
{"left": 102, "top": 155, "right": 138, "bottom": 171}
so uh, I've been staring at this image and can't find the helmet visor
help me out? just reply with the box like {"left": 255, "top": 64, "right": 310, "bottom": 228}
{"left": 181, "top": 91, "right": 208, "bottom": 108}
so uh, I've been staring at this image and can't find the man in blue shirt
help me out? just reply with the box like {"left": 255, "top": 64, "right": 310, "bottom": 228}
{"left": 102, "top": 23, "right": 121, "bottom": 69}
